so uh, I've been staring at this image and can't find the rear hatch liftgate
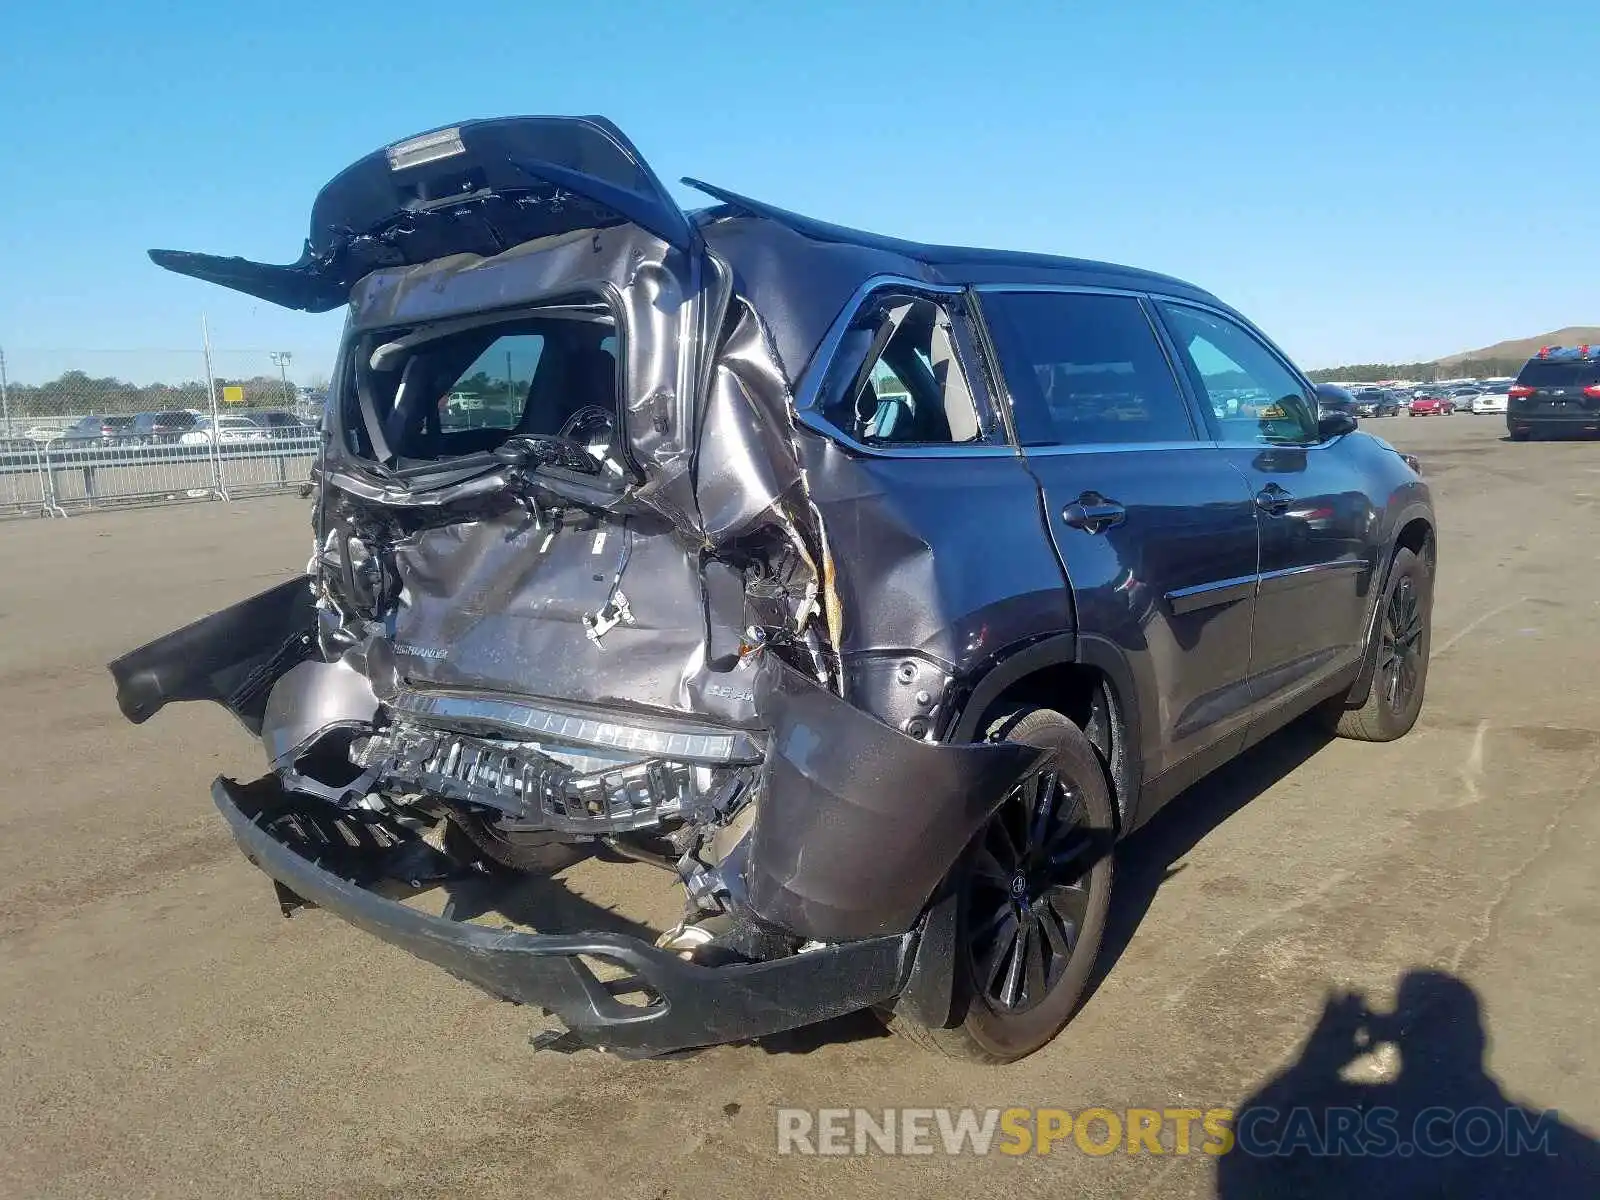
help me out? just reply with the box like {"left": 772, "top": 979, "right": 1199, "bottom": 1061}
{"left": 149, "top": 116, "right": 699, "bottom": 312}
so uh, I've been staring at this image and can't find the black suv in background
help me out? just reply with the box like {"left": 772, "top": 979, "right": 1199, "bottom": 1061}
{"left": 112, "top": 115, "right": 1437, "bottom": 1063}
{"left": 1507, "top": 346, "right": 1600, "bottom": 440}
{"left": 1353, "top": 388, "right": 1403, "bottom": 418}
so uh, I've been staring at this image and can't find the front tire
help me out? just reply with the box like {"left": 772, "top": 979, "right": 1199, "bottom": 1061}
{"left": 887, "top": 708, "right": 1115, "bottom": 1063}
{"left": 1324, "top": 546, "right": 1431, "bottom": 742}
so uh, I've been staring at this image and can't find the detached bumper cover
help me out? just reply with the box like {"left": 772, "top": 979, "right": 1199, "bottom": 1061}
{"left": 212, "top": 776, "right": 913, "bottom": 1058}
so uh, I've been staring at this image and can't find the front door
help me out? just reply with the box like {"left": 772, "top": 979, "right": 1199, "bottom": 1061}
{"left": 977, "top": 289, "right": 1261, "bottom": 786}
{"left": 1155, "top": 301, "right": 1375, "bottom": 713}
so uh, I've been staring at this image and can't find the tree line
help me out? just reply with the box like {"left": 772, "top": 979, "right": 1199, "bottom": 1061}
{"left": 3, "top": 370, "right": 299, "bottom": 419}
{"left": 1305, "top": 356, "right": 1526, "bottom": 384}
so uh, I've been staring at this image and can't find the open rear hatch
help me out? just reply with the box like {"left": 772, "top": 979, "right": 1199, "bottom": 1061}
{"left": 149, "top": 116, "right": 697, "bottom": 311}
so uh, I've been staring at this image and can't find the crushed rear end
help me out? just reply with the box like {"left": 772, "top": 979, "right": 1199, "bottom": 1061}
{"left": 110, "top": 116, "right": 1043, "bottom": 1056}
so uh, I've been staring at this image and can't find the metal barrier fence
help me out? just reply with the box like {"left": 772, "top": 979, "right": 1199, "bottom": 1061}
{"left": 0, "top": 433, "right": 319, "bottom": 519}
{"left": 0, "top": 441, "right": 51, "bottom": 518}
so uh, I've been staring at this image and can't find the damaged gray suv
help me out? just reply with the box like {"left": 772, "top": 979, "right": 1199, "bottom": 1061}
{"left": 112, "top": 117, "right": 1436, "bottom": 1062}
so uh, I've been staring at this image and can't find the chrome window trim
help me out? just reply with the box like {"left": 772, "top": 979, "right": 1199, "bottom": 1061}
{"left": 793, "top": 275, "right": 1016, "bottom": 460}
{"left": 971, "top": 282, "right": 1154, "bottom": 300}
{"left": 1013, "top": 440, "right": 1220, "bottom": 458}
{"left": 1165, "top": 574, "right": 1257, "bottom": 616}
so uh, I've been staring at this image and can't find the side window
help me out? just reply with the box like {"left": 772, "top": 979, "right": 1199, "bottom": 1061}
{"left": 978, "top": 292, "right": 1197, "bottom": 446}
{"left": 1156, "top": 303, "right": 1318, "bottom": 445}
{"left": 814, "top": 295, "right": 987, "bottom": 446}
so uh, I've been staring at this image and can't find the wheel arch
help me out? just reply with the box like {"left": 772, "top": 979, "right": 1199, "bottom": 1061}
{"left": 946, "top": 633, "right": 1140, "bottom": 830}
{"left": 1346, "top": 507, "right": 1436, "bottom": 707}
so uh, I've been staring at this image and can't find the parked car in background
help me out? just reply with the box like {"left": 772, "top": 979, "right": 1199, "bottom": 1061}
{"left": 129, "top": 410, "right": 201, "bottom": 444}
{"left": 1469, "top": 384, "right": 1511, "bottom": 415}
{"left": 60, "top": 415, "right": 137, "bottom": 445}
{"left": 248, "top": 410, "right": 319, "bottom": 439}
{"left": 1409, "top": 394, "right": 1453, "bottom": 416}
{"left": 1353, "top": 388, "right": 1402, "bottom": 417}
{"left": 1506, "top": 345, "right": 1600, "bottom": 441}
{"left": 178, "top": 415, "right": 268, "bottom": 445}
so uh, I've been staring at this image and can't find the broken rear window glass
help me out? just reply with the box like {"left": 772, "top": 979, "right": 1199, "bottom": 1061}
{"left": 344, "top": 309, "right": 618, "bottom": 464}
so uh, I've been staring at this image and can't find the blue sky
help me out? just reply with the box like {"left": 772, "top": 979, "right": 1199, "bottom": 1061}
{"left": 1, "top": 0, "right": 1593, "bottom": 385}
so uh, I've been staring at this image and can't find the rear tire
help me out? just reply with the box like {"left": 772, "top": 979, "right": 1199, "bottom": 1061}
{"left": 447, "top": 813, "right": 588, "bottom": 874}
{"left": 886, "top": 708, "right": 1115, "bottom": 1063}
{"left": 1324, "top": 547, "right": 1431, "bottom": 742}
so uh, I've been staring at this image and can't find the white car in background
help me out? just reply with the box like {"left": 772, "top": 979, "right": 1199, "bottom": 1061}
{"left": 179, "top": 415, "right": 268, "bottom": 445}
{"left": 1471, "top": 384, "right": 1511, "bottom": 415}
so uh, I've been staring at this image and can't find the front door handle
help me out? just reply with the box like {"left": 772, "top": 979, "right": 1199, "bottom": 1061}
{"left": 1062, "top": 491, "right": 1126, "bottom": 534}
{"left": 1255, "top": 483, "right": 1293, "bottom": 515}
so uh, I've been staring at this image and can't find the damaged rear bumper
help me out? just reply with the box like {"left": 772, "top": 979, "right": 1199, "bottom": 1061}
{"left": 212, "top": 775, "right": 914, "bottom": 1058}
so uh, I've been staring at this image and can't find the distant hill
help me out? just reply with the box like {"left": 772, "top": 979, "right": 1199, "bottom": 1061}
{"left": 1436, "top": 327, "right": 1600, "bottom": 367}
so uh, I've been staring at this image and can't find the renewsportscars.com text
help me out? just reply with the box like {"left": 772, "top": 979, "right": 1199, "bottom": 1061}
{"left": 775, "top": 1106, "right": 1560, "bottom": 1158}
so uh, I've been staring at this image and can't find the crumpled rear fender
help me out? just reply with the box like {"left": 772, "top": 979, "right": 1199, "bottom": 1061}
{"left": 108, "top": 576, "right": 316, "bottom": 734}
{"left": 745, "top": 658, "right": 1048, "bottom": 943}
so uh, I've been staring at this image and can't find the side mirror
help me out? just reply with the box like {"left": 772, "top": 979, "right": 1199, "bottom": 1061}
{"left": 1317, "top": 411, "right": 1358, "bottom": 440}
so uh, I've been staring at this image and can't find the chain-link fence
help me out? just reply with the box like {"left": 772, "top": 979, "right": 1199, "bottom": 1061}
{"left": 0, "top": 345, "right": 328, "bottom": 519}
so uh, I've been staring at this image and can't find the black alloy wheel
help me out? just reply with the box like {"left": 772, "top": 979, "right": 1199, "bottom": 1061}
{"left": 1324, "top": 545, "right": 1431, "bottom": 742}
{"left": 967, "top": 766, "right": 1095, "bottom": 1014}
{"left": 886, "top": 707, "right": 1115, "bottom": 1063}
{"left": 1377, "top": 574, "right": 1425, "bottom": 715}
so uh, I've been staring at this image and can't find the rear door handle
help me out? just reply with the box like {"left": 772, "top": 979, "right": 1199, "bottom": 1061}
{"left": 1255, "top": 483, "right": 1293, "bottom": 515}
{"left": 1062, "top": 492, "right": 1126, "bottom": 534}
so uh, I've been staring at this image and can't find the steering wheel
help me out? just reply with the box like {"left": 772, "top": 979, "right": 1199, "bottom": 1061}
{"left": 557, "top": 405, "right": 615, "bottom": 447}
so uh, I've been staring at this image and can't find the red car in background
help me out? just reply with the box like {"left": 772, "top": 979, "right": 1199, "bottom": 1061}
{"left": 1409, "top": 392, "right": 1454, "bottom": 416}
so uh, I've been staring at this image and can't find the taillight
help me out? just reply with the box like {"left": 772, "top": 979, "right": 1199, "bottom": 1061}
{"left": 1583, "top": 385, "right": 1600, "bottom": 400}
{"left": 1508, "top": 385, "right": 1535, "bottom": 398}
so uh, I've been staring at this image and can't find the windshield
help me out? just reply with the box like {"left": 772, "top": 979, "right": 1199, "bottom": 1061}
{"left": 342, "top": 307, "right": 620, "bottom": 466}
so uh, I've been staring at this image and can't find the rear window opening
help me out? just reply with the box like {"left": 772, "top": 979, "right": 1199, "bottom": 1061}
{"left": 342, "top": 302, "right": 621, "bottom": 469}
{"left": 1516, "top": 360, "right": 1600, "bottom": 389}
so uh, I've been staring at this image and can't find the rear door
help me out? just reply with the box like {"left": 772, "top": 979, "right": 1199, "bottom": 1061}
{"left": 977, "top": 288, "right": 1260, "bottom": 786}
{"left": 1155, "top": 300, "right": 1375, "bottom": 716}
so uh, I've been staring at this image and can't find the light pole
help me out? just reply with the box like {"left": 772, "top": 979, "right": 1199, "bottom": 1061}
{"left": 269, "top": 351, "right": 294, "bottom": 411}
{"left": 0, "top": 346, "right": 10, "bottom": 438}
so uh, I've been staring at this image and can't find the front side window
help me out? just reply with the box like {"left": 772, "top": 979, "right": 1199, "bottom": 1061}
{"left": 980, "top": 291, "right": 1197, "bottom": 446}
{"left": 813, "top": 295, "right": 987, "bottom": 446}
{"left": 1157, "top": 303, "right": 1318, "bottom": 445}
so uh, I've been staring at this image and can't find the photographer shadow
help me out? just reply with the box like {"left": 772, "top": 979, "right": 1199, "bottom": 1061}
{"left": 1217, "top": 970, "right": 1600, "bottom": 1198}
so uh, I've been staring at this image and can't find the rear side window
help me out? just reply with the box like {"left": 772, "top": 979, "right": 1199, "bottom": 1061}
{"left": 813, "top": 295, "right": 988, "bottom": 446}
{"left": 1517, "top": 360, "right": 1600, "bottom": 388}
{"left": 980, "top": 292, "right": 1196, "bottom": 446}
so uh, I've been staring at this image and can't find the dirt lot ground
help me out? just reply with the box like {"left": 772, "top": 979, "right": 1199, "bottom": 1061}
{"left": 2, "top": 415, "right": 1597, "bottom": 1198}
